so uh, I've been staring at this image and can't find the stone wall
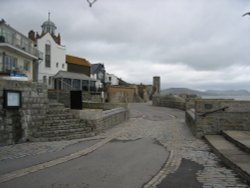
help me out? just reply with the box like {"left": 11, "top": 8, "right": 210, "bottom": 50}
{"left": 0, "top": 80, "right": 48, "bottom": 145}
{"left": 0, "top": 81, "right": 129, "bottom": 146}
{"left": 152, "top": 94, "right": 186, "bottom": 110}
{"left": 48, "top": 90, "right": 101, "bottom": 108}
{"left": 82, "top": 101, "right": 128, "bottom": 110}
{"left": 106, "top": 85, "right": 137, "bottom": 103}
{"left": 186, "top": 99, "right": 250, "bottom": 138}
{"left": 101, "top": 108, "right": 128, "bottom": 131}
{"left": 72, "top": 107, "right": 129, "bottom": 134}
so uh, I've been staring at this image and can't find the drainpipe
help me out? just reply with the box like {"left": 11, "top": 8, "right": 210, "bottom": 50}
{"left": 88, "top": 79, "right": 90, "bottom": 92}
{"left": 61, "top": 77, "right": 63, "bottom": 90}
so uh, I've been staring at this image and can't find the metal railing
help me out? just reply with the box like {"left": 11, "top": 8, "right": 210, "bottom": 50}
{"left": 199, "top": 106, "right": 229, "bottom": 117}
{"left": 0, "top": 32, "right": 43, "bottom": 59}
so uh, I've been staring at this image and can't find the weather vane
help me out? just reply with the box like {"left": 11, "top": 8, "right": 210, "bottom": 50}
{"left": 86, "top": 0, "right": 98, "bottom": 8}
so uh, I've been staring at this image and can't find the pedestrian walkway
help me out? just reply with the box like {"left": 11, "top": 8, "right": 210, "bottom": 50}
{"left": 0, "top": 136, "right": 104, "bottom": 161}
{"left": 0, "top": 103, "right": 249, "bottom": 188}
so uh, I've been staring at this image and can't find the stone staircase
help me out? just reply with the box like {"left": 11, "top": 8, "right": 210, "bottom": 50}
{"left": 31, "top": 101, "right": 95, "bottom": 141}
{"left": 205, "top": 131, "right": 250, "bottom": 184}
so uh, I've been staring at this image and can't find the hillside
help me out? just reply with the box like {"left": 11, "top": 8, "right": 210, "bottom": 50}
{"left": 161, "top": 88, "right": 250, "bottom": 97}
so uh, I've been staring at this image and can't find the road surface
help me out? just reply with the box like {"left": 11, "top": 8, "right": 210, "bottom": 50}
{"left": 0, "top": 103, "right": 248, "bottom": 188}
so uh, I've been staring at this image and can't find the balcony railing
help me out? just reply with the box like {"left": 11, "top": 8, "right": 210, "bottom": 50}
{"left": 0, "top": 33, "right": 43, "bottom": 59}
{"left": 0, "top": 59, "right": 30, "bottom": 78}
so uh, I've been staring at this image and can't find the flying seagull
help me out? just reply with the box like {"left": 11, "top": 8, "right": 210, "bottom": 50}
{"left": 87, "top": 0, "right": 98, "bottom": 7}
{"left": 242, "top": 12, "right": 250, "bottom": 17}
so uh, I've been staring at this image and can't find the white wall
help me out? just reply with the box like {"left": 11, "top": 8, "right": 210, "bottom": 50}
{"left": 37, "top": 33, "right": 66, "bottom": 87}
{"left": 106, "top": 73, "right": 119, "bottom": 85}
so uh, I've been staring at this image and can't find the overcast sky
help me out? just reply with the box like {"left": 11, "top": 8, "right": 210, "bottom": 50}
{"left": 1, "top": 0, "right": 250, "bottom": 90}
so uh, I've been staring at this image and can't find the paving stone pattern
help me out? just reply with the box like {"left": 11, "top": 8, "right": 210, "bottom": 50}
{"left": 0, "top": 137, "right": 104, "bottom": 161}
{"left": 0, "top": 103, "right": 249, "bottom": 187}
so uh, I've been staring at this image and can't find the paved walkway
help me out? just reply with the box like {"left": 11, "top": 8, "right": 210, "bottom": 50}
{"left": 0, "top": 103, "right": 249, "bottom": 187}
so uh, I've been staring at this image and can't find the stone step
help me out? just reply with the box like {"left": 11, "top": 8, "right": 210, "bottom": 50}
{"left": 48, "top": 99, "right": 58, "bottom": 103}
{"left": 35, "top": 127, "right": 93, "bottom": 137}
{"left": 31, "top": 132, "right": 96, "bottom": 142}
{"left": 48, "top": 102, "right": 65, "bottom": 108}
{"left": 46, "top": 111, "right": 74, "bottom": 117}
{"left": 39, "top": 124, "right": 89, "bottom": 131}
{"left": 46, "top": 108, "right": 71, "bottom": 114}
{"left": 43, "top": 118, "right": 80, "bottom": 125}
{"left": 205, "top": 135, "right": 250, "bottom": 184}
{"left": 47, "top": 102, "right": 69, "bottom": 112}
{"left": 222, "top": 130, "right": 250, "bottom": 154}
{"left": 45, "top": 115, "right": 75, "bottom": 121}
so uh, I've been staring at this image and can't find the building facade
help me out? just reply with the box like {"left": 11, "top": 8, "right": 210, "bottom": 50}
{"left": 66, "top": 55, "right": 91, "bottom": 76}
{"left": 52, "top": 55, "right": 96, "bottom": 92}
{"left": 91, "top": 63, "right": 106, "bottom": 91}
{"left": 0, "top": 19, "right": 42, "bottom": 81}
{"left": 28, "top": 14, "right": 66, "bottom": 88}
{"left": 105, "top": 73, "right": 119, "bottom": 86}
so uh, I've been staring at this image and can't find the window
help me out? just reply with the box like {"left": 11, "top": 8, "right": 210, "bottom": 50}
{"left": 43, "top": 76, "right": 47, "bottom": 83}
{"left": 73, "top": 79, "right": 80, "bottom": 90}
{"left": 3, "top": 54, "right": 17, "bottom": 73}
{"left": 82, "top": 80, "right": 89, "bottom": 91}
{"left": 62, "top": 63, "right": 65, "bottom": 69}
{"left": 24, "top": 60, "right": 30, "bottom": 71}
{"left": 45, "top": 44, "right": 51, "bottom": 67}
{"left": 90, "top": 81, "right": 96, "bottom": 92}
{"left": 56, "top": 62, "right": 59, "bottom": 68}
{"left": 63, "top": 78, "right": 71, "bottom": 90}
{"left": 21, "top": 38, "right": 30, "bottom": 53}
{"left": 49, "top": 76, "right": 52, "bottom": 85}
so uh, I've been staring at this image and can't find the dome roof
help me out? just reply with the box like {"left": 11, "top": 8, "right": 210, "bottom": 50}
{"left": 41, "top": 13, "right": 57, "bottom": 35}
{"left": 42, "top": 20, "right": 56, "bottom": 28}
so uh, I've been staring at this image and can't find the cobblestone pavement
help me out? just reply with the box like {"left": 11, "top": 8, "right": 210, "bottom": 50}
{"left": 102, "top": 103, "right": 249, "bottom": 188}
{"left": 0, "top": 136, "right": 105, "bottom": 161}
{"left": 0, "top": 102, "right": 249, "bottom": 187}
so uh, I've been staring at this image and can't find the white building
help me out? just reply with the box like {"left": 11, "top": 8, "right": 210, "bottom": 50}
{"left": 105, "top": 73, "right": 119, "bottom": 86}
{"left": 0, "top": 19, "right": 41, "bottom": 81}
{"left": 28, "top": 14, "right": 66, "bottom": 88}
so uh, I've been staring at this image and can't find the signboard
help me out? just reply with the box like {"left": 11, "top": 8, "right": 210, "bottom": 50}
{"left": 3, "top": 90, "right": 22, "bottom": 109}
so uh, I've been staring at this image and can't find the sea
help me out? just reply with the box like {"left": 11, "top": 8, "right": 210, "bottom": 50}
{"left": 201, "top": 96, "right": 250, "bottom": 101}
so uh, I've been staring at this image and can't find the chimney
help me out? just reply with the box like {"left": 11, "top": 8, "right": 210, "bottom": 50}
{"left": 57, "top": 33, "right": 61, "bottom": 45}
{"left": 28, "top": 30, "right": 35, "bottom": 41}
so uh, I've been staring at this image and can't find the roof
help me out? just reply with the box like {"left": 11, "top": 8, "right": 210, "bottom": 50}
{"left": 53, "top": 71, "right": 96, "bottom": 81}
{"left": 66, "top": 55, "right": 91, "bottom": 67}
{"left": 91, "top": 63, "right": 104, "bottom": 74}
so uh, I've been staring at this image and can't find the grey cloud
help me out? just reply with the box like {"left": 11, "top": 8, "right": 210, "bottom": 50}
{"left": 1, "top": 0, "right": 250, "bottom": 90}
